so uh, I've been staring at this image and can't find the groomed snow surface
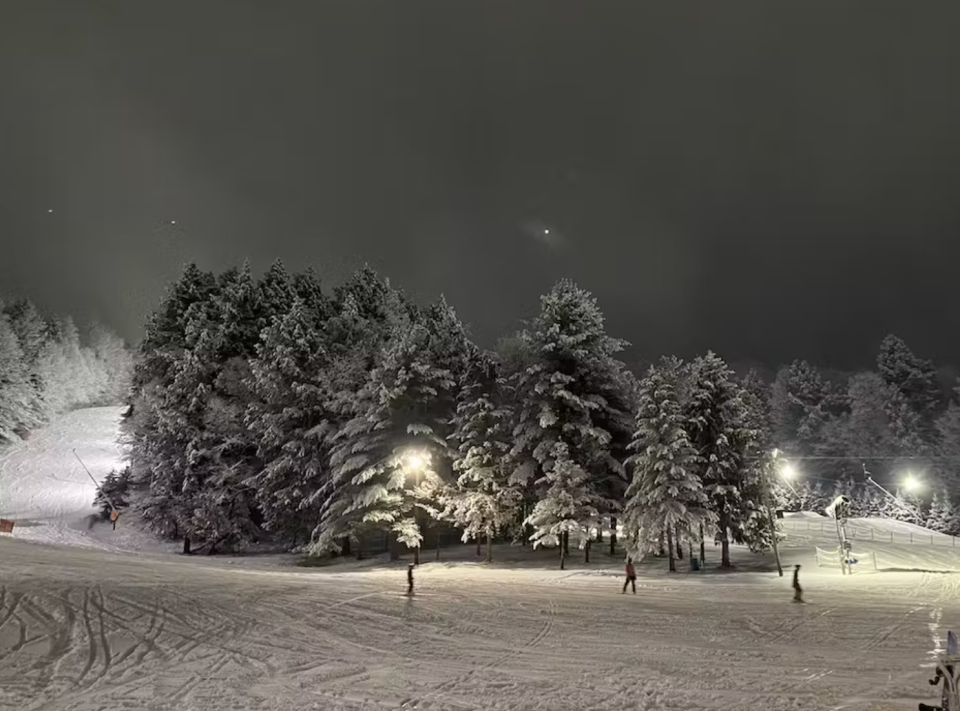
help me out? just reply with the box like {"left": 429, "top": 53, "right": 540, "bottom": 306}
{"left": 3, "top": 408, "right": 960, "bottom": 711}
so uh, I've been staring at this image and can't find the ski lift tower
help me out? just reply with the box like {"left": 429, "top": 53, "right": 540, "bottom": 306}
{"left": 825, "top": 494, "right": 852, "bottom": 574}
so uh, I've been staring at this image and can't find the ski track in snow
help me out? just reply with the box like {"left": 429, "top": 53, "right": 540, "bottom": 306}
{"left": 2, "top": 539, "right": 958, "bottom": 711}
{"left": 5, "top": 408, "right": 960, "bottom": 710}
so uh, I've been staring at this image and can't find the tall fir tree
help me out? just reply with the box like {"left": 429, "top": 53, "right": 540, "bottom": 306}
{"left": 507, "top": 279, "right": 629, "bottom": 566}
{"left": 685, "top": 351, "right": 763, "bottom": 567}
{"left": 247, "top": 298, "right": 333, "bottom": 547}
{"left": 926, "top": 489, "right": 956, "bottom": 533}
{"left": 877, "top": 334, "right": 940, "bottom": 423}
{"left": 0, "top": 311, "right": 33, "bottom": 444}
{"left": 443, "top": 351, "right": 520, "bottom": 561}
{"left": 314, "top": 309, "right": 465, "bottom": 556}
{"left": 623, "top": 359, "right": 714, "bottom": 571}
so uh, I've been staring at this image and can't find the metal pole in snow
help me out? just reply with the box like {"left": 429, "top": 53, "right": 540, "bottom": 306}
{"left": 763, "top": 450, "right": 783, "bottom": 577}
{"left": 73, "top": 449, "right": 116, "bottom": 513}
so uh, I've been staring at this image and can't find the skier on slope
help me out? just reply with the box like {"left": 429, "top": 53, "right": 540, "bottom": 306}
{"left": 920, "top": 630, "right": 960, "bottom": 711}
{"left": 407, "top": 563, "right": 415, "bottom": 596}
{"left": 792, "top": 564, "right": 804, "bottom": 603}
{"left": 622, "top": 558, "right": 637, "bottom": 594}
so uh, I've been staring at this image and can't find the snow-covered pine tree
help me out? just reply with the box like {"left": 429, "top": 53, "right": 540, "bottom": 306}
{"left": 95, "top": 467, "right": 131, "bottom": 519}
{"left": 313, "top": 312, "right": 462, "bottom": 557}
{"left": 0, "top": 311, "right": 33, "bottom": 444}
{"left": 247, "top": 298, "right": 332, "bottom": 547}
{"left": 858, "top": 485, "right": 885, "bottom": 518}
{"left": 685, "top": 351, "right": 762, "bottom": 567}
{"left": 3, "top": 298, "right": 50, "bottom": 427}
{"left": 525, "top": 442, "right": 599, "bottom": 570}
{"left": 877, "top": 334, "right": 940, "bottom": 425}
{"left": 257, "top": 259, "right": 296, "bottom": 326}
{"left": 170, "top": 264, "right": 266, "bottom": 552}
{"left": 880, "top": 488, "right": 924, "bottom": 525}
{"left": 769, "top": 360, "right": 833, "bottom": 456}
{"left": 443, "top": 351, "right": 520, "bottom": 562}
{"left": 623, "top": 358, "right": 714, "bottom": 571}
{"left": 926, "top": 489, "right": 954, "bottom": 533}
{"left": 507, "top": 279, "right": 629, "bottom": 566}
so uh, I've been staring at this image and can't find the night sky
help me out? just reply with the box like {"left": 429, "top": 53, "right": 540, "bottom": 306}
{"left": 2, "top": 1, "right": 959, "bottom": 371}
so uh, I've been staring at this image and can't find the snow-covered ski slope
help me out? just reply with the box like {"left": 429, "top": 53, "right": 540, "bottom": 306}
{"left": 2, "top": 536, "right": 959, "bottom": 711}
{"left": 6, "top": 408, "right": 960, "bottom": 709}
{"left": 0, "top": 406, "right": 138, "bottom": 550}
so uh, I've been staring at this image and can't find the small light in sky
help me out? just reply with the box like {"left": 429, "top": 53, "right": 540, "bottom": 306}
{"left": 170, "top": 220, "right": 177, "bottom": 225}
{"left": 543, "top": 228, "right": 550, "bottom": 235}
{"left": 47, "top": 209, "right": 53, "bottom": 213}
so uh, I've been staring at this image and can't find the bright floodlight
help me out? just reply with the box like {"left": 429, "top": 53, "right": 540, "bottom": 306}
{"left": 404, "top": 451, "right": 429, "bottom": 471}
{"left": 903, "top": 474, "right": 920, "bottom": 493}
{"left": 781, "top": 463, "right": 796, "bottom": 480}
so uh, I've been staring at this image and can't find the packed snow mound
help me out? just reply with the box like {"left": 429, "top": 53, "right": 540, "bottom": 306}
{"left": 0, "top": 406, "right": 142, "bottom": 549}
{"left": 780, "top": 513, "right": 960, "bottom": 573}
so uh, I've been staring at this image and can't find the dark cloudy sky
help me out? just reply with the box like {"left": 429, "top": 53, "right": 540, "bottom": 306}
{"left": 2, "top": 1, "right": 959, "bottom": 370}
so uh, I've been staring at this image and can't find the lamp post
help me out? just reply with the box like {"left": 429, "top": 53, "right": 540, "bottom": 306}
{"left": 765, "top": 449, "right": 785, "bottom": 577}
{"left": 404, "top": 450, "right": 432, "bottom": 566}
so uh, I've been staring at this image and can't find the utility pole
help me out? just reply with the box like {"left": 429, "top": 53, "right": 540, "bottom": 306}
{"left": 764, "top": 449, "right": 783, "bottom": 577}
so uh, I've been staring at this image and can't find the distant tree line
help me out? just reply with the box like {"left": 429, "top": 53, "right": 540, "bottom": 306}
{"left": 0, "top": 298, "right": 132, "bottom": 445}
{"left": 120, "top": 260, "right": 960, "bottom": 566}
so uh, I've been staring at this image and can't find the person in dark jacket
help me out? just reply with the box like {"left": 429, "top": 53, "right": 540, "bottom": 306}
{"left": 792, "top": 564, "right": 804, "bottom": 602}
{"left": 622, "top": 558, "right": 637, "bottom": 594}
{"left": 407, "top": 563, "right": 415, "bottom": 596}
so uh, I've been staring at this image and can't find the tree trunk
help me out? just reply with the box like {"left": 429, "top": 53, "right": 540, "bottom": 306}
{"left": 675, "top": 524, "right": 683, "bottom": 559}
{"left": 721, "top": 533, "right": 731, "bottom": 568}
{"left": 609, "top": 517, "right": 617, "bottom": 556}
{"left": 342, "top": 536, "right": 351, "bottom": 557}
{"left": 658, "top": 530, "right": 666, "bottom": 557}
{"left": 413, "top": 545, "right": 420, "bottom": 565}
{"left": 486, "top": 531, "right": 493, "bottom": 563}
{"left": 699, "top": 523, "right": 705, "bottom": 567}
{"left": 182, "top": 537, "right": 191, "bottom": 555}
{"left": 667, "top": 526, "right": 676, "bottom": 572}
{"left": 562, "top": 531, "right": 570, "bottom": 556}
{"left": 355, "top": 533, "right": 365, "bottom": 560}
{"left": 584, "top": 538, "right": 591, "bottom": 564}
{"left": 476, "top": 536, "right": 482, "bottom": 557}
{"left": 559, "top": 542, "right": 566, "bottom": 570}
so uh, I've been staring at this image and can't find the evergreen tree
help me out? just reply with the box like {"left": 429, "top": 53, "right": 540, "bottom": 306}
{"left": 247, "top": 298, "right": 333, "bottom": 546}
{"left": 257, "top": 259, "right": 296, "bottom": 325}
{"left": 877, "top": 334, "right": 940, "bottom": 422}
{"left": 443, "top": 352, "right": 520, "bottom": 561}
{"left": 623, "top": 359, "right": 713, "bottom": 571}
{"left": 685, "top": 351, "right": 763, "bottom": 567}
{"left": 926, "top": 488, "right": 955, "bottom": 533}
{"left": 0, "top": 312, "right": 33, "bottom": 443}
{"left": 769, "top": 360, "right": 833, "bottom": 455}
{"left": 524, "top": 442, "right": 599, "bottom": 569}
{"left": 880, "top": 488, "right": 924, "bottom": 525}
{"left": 95, "top": 468, "right": 131, "bottom": 519}
{"left": 3, "top": 298, "right": 50, "bottom": 426}
{"left": 507, "top": 280, "right": 630, "bottom": 565}
{"left": 313, "top": 315, "right": 461, "bottom": 555}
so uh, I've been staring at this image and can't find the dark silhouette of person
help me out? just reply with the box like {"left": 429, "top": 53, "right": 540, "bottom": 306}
{"left": 793, "top": 564, "right": 804, "bottom": 602}
{"left": 407, "top": 563, "right": 415, "bottom": 596}
{"left": 622, "top": 558, "right": 637, "bottom": 594}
